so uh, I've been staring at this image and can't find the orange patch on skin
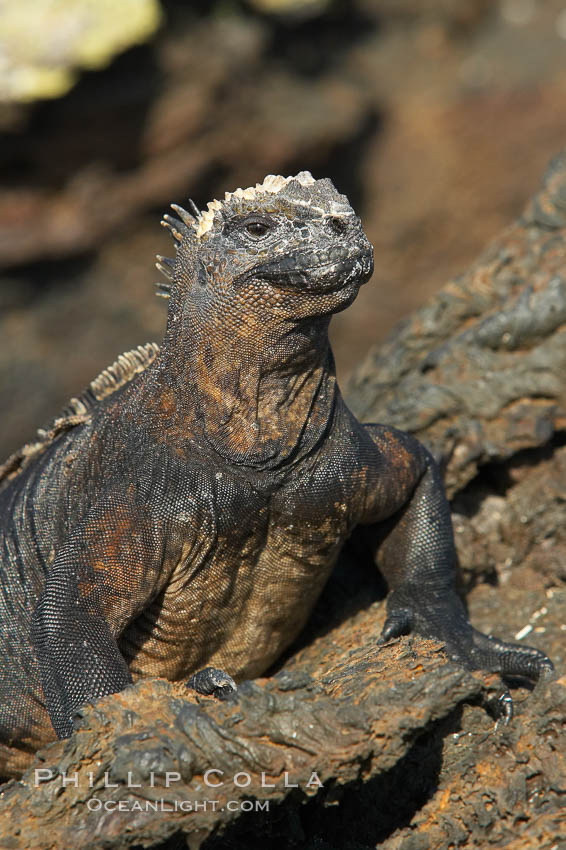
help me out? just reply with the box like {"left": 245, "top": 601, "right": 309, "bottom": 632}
{"left": 380, "top": 434, "right": 414, "bottom": 475}
{"left": 83, "top": 507, "right": 151, "bottom": 608}
{"left": 77, "top": 579, "right": 97, "bottom": 599}
{"left": 159, "top": 387, "right": 176, "bottom": 415}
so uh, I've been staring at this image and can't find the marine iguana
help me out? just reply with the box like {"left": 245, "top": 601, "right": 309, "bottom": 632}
{"left": 0, "top": 172, "right": 552, "bottom": 778}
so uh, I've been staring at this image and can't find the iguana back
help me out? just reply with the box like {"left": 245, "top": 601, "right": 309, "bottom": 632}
{"left": 0, "top": 342, "right": 160, "bottom": 488}
{"left": 0, "top": 343, "right": 161, "bottom": 774}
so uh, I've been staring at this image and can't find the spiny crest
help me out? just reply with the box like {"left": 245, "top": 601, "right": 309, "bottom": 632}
{"left": 156, "top": 200, "right": 202, "bottom": 297}
{"left": 156, "top": 172, "right": 345, "bottom": 287}
{"left": 155, "top": 253, "right": 175, "bottom": 299}
{"left": 194, "top": 171, "right": 317, "bottom": 239}
{"left": 158, "top": 173, "right": 322, "bottom": 263}
{"left": 85, "top": 343, "right": 160, "bottom": 406}
{"left": 0, "top": 343, "right": 160, "bottom": 486}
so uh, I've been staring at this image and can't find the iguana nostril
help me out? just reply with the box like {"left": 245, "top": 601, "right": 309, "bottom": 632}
{"left": 329, "top": 246, "right": 346, "bottom": 261}
{"left": 327, "top": 216, "right": 347, "bottom": 236}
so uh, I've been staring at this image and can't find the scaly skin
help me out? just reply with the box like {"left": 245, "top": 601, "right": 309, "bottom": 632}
{"left": 0, "top": 172, "right": 552, "bottom": 778}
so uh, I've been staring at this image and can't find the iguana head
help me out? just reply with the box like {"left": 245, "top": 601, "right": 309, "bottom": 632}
{"left": 158, "top": 172, "right": 374, "bottom": 323}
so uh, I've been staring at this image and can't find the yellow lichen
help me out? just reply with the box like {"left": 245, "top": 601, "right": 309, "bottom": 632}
{"left": 0, "top": 0, "right": 162, "bottom": 103}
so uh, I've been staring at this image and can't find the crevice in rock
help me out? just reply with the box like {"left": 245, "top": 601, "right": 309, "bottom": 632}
{"left": 201, "top": 709, "right": 460, "bottom": 850}
{"left": 452, "top": 429, "right": 566, "bottom": 508}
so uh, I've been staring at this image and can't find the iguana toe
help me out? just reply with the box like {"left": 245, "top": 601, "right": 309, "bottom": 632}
{"left": 186, "top": 667, "right": 238, "bottom": 701}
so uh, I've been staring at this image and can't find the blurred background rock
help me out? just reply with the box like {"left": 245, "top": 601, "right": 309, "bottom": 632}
{"left": 1, "top": 0, "right": 565, "bottom": 459}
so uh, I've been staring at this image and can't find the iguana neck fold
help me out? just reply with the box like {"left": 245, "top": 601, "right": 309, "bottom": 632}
{"left": 151, "top": 303, "right": 338, "bottom": 470}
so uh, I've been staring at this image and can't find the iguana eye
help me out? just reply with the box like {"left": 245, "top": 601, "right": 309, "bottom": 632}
{"left": 245, "top": 220, "right": 271, "bottom": 239}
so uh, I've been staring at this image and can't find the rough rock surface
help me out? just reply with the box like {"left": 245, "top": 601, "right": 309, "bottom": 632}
{"left": 0, "top": 638, "right": 485, "bottom": 849}
{"left": 348, "top": 148, "right": 566, "bottom": 498}
{"left": 0, "top": 154, "right": 565, "bottom": 849}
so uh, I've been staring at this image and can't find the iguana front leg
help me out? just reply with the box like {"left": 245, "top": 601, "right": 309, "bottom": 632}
{"left": 31, "top": 495, "right": 170, "bottom": 738}
{"left": 360, "top": 424, "right": 553, "bottom": 689}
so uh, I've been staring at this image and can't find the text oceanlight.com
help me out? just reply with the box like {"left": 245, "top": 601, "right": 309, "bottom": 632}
{"left": 86, "top": 799, "right": 270, "bottom": 813}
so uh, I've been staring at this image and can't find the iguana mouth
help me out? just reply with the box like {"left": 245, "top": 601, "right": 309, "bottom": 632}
{"left": 244, "top": 245, "right": 374, "bottom": 293}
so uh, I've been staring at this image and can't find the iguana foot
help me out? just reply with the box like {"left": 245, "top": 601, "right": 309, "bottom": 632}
{"left": 186, "top": 667, "right": 238, "bottom": 701}
{"left": 381, "top": 588, "right": 555, "bottom": 686}
{"left": 466, "top": 627, "right": 555, "bottom": 680}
